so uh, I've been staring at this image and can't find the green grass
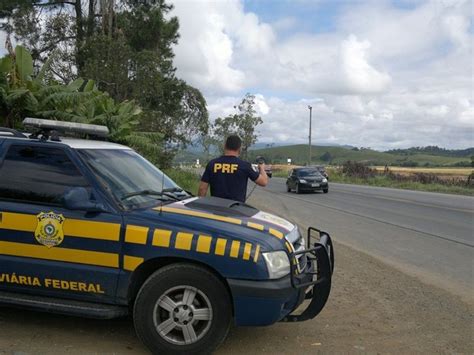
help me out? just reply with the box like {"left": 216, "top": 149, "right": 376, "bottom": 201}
{"left": 247, "top": 144, "right": 469, "bottom": 167}
{"left": 328, "top": 170, "right": 473, "bottom": 196}
{"left": 164, "top": 169, "right": 201, "bottom": 195}
{"left": 273, "top": 170, "right": 291, "bottom": 178}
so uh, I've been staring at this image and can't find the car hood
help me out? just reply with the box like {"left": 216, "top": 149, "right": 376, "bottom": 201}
{"left": 300, "top": 175, "right": 323, "bottom": 182}
{"left": 142, "top": 196, "right": 298, "bottom": 250}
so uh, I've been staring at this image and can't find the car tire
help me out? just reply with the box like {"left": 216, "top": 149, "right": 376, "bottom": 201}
{"left": 295, "top": 184, "right": 301, "bottom": 194}
{"left": 323, "top": 188, "right": 329, "bottom": 193}
{"left": 133, "top": 263, "right": 232, "bottom": 355}
{"left": 286, "top": 184, "right": 291, "bottom": 192}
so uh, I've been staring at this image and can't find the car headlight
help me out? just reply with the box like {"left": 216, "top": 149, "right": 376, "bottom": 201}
{"left": 299, "top": 179, "right": 307, "bottom": 183}
{"left": 322, "top": 178, "right": 327, "bottom": 183}
{"left": 262, "top": 251, "right": 290, "bottom": 279}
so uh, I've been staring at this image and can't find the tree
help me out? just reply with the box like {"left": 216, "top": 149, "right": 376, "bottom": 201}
{"left": 0, "top": 46, "right": 169, "bottom": 166}
{"left": 1, "top": 0, "right": 210, "bottom": 166}
{"left": 320, "top": 151, "right": 332, "bottom": 163}
{"left": 212, "top": 93, "right": 263, "bottom": 158}
{"left": 196, "top": 129, "right": 218, "bottom": 164}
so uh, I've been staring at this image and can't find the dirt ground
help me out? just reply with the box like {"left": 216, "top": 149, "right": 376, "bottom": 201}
{"left": 0, "top": 241, "right": 471, "bottom": 354}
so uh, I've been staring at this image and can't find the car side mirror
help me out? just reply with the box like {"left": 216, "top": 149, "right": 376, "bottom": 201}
{"left": 63, "top": 187, "right": 107, "bottom": 213}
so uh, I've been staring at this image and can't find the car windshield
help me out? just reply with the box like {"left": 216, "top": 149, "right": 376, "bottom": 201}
{"left": 78, "top": 149, "right": 187, "bottom": 209}
{"left": 297, "top": 169, "right": 321, "bottom": 177}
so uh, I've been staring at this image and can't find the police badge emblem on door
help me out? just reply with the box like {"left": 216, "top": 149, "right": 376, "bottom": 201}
{"left": 35, "top": 211, "right": 65, "bottom": 248}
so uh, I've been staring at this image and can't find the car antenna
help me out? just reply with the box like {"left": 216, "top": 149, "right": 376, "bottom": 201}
{"left": 159, "top": 167, "right": 165, "bottom": 216}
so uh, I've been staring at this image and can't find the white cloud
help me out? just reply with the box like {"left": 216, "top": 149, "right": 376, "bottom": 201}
{"left": 0, "top": 31, "right": 7, "bottom": 56}
{"left": 254, "top": 94, "right": 270, "bottom": 115}
{"left": 169, "top": 0, "right": 473, "bottom": 149}
{"left": 171, "top": 1, "right": 245, "bottom": 93}
{"left": 171, "top": 0, "right": 276, "bottom": 93}
{"left": 272, "top": 17, "right": 297, "bottom": 33}
{"left": 171, "top": 0, "right": 391, "bottom": 96}
{"left": 339, "top": 35, "right": 391, "bottom": 94}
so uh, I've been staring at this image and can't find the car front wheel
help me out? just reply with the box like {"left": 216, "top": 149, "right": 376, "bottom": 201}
{"left": 323, "top": 188, "right": 329, "bottom": 193}
{"left": 133, "top": 263, "right": 232, "bottom": 354}
{"left": 295, "top": 183, "right": 301, "bottom": 194}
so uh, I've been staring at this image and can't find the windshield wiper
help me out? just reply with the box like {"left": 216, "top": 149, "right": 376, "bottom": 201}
{"left": 161, "top": 187, "right": 183, "bottom": 193}
{"left": 162, "top": 187, "right": 194, "bottom": 198}
{"left": 121, "top": 189, "right": 181, "bottom": 201}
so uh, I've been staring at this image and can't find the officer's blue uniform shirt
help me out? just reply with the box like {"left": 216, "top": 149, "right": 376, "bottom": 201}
{"left": 201, "top": 155, "right": 259, "bottom": 202}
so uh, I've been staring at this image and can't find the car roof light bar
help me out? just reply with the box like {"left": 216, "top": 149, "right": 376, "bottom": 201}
{"left": 22, "top": 117, "right": 109, "bottom": 138}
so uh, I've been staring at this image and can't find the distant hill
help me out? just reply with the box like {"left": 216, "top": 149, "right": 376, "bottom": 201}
{"left": 174, "top": 149, "right": 204, "bottom": 164}
{"left": 249, "top": 142, "right": 296, "bottom": 149}
{"left": 249, "top": 142, "right": 354, "bottom": 150}
{"left": 386, "top": 146, "right": 474, "bottom": 158}
{"left": 173, "top": 143, "right": 473, "bottom": 167}
{"left": 246, "top": 145, "right": 473, "bottom": 167}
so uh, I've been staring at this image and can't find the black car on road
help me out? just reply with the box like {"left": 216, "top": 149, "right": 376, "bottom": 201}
{"left": 286, "top": 167, "right": 329, "bottom": 194}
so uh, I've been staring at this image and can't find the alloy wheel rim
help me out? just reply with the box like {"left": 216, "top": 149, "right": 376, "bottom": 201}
{"left": 153, "top": 285, "right": 213, "bottom": 345}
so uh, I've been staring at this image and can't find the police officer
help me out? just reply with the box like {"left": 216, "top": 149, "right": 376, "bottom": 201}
{"left": 198, "top": 135, "right": 268, "bottom": 202}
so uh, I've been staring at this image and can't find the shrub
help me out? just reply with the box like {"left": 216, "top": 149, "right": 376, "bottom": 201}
{"left": 399, "top": 161, "right": 419, "bottom": 167}
{"left": 342, "top": 161, "right": 376, "bottom": 178}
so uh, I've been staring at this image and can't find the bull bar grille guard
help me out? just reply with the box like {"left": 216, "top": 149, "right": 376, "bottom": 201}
{"left": 281, "top": 227, "right": 335, "bottom": 322}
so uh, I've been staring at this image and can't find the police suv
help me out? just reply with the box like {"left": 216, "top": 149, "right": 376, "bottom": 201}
{"left": 0, "top": 118, "right": 334, "bottom": 354}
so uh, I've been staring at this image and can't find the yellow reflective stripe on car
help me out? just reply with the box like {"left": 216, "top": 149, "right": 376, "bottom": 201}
{"left": 156, "top": 207, "right": 289, "bottom": 240}
{"left": 64, "top": 219, "right": 121, "bottom": 241}
{"left": 285, "top": 241, "right": 298, "bottom": 274}
{"left": 253, "top": 244, "right": 261, "bottom": 262}
{"left": 157, "top": 207, "right": 242, "bottom": 225}
{"left": 247, "top": 221, "right": 264, "bottom": 231}
{"left": 175, "top": 232, "right": 193, "bottom": 250}
{"left": 0, "top": 212, "right": 36, "bottom": 231}
{"left": 0, "top": 241, "right": 119, "bottom": 268}
{"left": 230, "top": 240, "right": 240, "bottom": 258}
{"left": 196, "top": 235, "right": 212, "bottom": 253}
{"left": 152, "top": 229, "right": 172, "bottom": 247}
{"left": 242, "top": 242, "right": 252, "bottom": 260}
{"left": 0, "top": 212, "right": 121, "bottom": 241}
{"left": 269, "top": 228, "right": 284, "bottom": 239}
{"left": 121, "top": 224, "right": 262, "bottom": 262}
{"left": 215, "top": 238, "right": 227, "bottom": 256}
{"left": 123, "top": 255, "right": 144, "bottom": 271}
{"left": 124, "top": 225, "right": 149, "bottom": 244}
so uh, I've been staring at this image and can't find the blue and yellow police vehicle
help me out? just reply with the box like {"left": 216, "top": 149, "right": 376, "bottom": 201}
{"left": 0, "top": 118, "right": 334, "bottom": 354}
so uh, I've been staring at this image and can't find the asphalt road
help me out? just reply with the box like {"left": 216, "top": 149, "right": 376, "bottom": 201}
{"left": 248, "top": 178, "right": 474, "bottom": 302}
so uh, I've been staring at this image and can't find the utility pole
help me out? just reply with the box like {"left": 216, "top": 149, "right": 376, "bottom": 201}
{"left": 308, "top": 105, "right": 312, "bottom": 166}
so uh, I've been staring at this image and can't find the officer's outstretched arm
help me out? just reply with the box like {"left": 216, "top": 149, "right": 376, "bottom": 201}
{"left": 255, "top": 165, "right": 268, "bottom": 187}
{"left": 198, "top": 181, "right": 209, "bottom": 197}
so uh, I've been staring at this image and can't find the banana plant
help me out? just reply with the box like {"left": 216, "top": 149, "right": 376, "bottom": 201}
{"left": 0, "top": 45, "right": 163, "bottom": 164}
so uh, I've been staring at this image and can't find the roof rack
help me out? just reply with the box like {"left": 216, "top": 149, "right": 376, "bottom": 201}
{"left": 0, "top": 128, "right": 28, "bottom": 138}
{"left": 22, "top": 117, "right": 109, "bottom": 142}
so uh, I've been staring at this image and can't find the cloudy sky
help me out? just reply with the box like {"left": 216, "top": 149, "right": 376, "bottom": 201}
{"left": 170, "top": 0, "right": 473, "bottom": 150}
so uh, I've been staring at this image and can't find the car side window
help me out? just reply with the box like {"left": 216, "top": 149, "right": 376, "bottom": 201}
{"left": 0, "top": 144, "right": 90, "bottom": 206}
